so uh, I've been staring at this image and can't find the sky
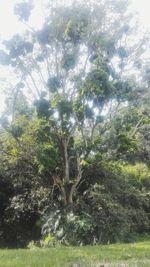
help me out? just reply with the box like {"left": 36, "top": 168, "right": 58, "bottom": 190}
{"left": 0, "top": 0, "right": 44, "bottom": 39}
{"left": 0, "top": 0, "right": 150, "bottom": 113}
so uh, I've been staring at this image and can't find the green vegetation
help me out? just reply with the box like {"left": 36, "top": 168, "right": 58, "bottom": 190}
{"left": 0, "top": 0, "right": 150, "bottom": 249}
{"left": 0, "top": 241, "right": 150, "bottom": 267}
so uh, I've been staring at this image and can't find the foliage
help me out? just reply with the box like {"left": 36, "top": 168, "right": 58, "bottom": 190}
{"left": 41, "top": 161, "right": 150, "bottom": 245}
{"left": 0, "top": 0, "right": 150, "bottom": 247}
{"left": 14, "top": 1, "right": 33, "bottom": 22}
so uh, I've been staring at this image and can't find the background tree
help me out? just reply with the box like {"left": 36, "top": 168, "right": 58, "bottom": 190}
{"left": 1, "top": 0, "right": 147, "bottom": 204}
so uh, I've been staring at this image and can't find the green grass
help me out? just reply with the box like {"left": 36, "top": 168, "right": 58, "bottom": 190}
{"left": 0, "top": 241, "right": 150, "bottom": 267}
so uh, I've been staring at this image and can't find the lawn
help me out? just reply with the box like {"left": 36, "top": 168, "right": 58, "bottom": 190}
{"left": 0, "top": 241, "right": 150, "bottom": 267}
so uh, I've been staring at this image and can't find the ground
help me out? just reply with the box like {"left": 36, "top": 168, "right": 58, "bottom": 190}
{"left": 0, "top": 241, "right": 150, "bottom": 267}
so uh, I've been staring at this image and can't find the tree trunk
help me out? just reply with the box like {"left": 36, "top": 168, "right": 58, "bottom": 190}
{"left": 62, "top": 185, "right": 74, "bottom": 205}
{"left": 62, "top": 137, "right": 69, "bottom": 181}
{"left": 58, "top": 138, "right": 82, "bottom": 205}
{"left": 60, "top": 181, "right": 75, "bottom": 205}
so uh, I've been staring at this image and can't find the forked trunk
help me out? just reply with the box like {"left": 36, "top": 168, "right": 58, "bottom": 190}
{"left": 53, "top": 138, "right": 82, "bottom": 205}
{"left": 62, "top": 185, "right": 74, "bottom": 205}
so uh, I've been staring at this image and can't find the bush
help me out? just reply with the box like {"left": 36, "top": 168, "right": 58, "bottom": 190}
{"left": 39, "top": 160, "right": 150, "bottom": 246}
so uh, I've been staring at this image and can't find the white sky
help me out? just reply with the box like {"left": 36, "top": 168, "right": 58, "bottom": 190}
{"left": 0, "top": 0, "right": 150, "bottom": 113}
{"left": 0, "top": 0, "right": 44, "bottom": 39}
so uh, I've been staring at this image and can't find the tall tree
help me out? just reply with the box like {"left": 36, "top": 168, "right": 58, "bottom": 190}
{"left": 0, "top": 0, "right": 148, "bottom": 205}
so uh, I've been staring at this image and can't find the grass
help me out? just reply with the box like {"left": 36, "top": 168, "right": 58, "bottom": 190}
{"left": 0, "top": 241, "right": 150, "bottom": 267}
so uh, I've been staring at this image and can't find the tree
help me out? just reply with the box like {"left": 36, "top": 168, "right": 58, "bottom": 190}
{"left": 0, "top": 0, "right": 149, "bottom": 205}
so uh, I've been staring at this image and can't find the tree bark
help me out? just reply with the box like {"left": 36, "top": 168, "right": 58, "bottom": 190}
{"left": 62, "top": 137, "right": 69, "bottom": 181}
{"left": 62, "top": 184, "right": 74, "bottom": 205}
{"left": 54, "top": 138, "right": 82, "bottom": 205}
{"left": 62, "top": 153, "right": 82, "bottom": 205}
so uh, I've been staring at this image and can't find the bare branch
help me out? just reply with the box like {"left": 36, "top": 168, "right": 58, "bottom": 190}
{"left": 28, "top": 73, "right": 41, "bottom": 97}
